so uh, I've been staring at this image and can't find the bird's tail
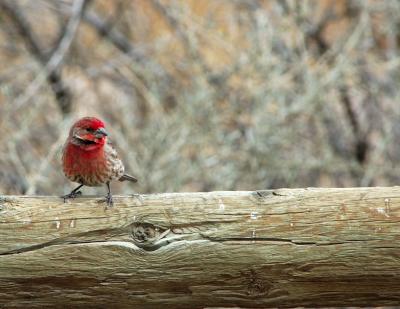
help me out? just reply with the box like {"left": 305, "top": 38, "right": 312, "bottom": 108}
{"left": 119, "top": 174, "right": 138, "bottom": 183}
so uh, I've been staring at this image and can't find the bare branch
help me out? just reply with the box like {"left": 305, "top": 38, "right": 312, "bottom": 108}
{"left": 0, "top": 0, "right": 87, "bottom": 115}
{"left": 0, "top": 1, "right": 46, "bottom": 62}
{"left": 339, "top": 87, "right": 369, "bottom": 165}
{"left": 83, "top": 10, "right": 135, "bottom": 57}
{"left": 149, "top": 0, "right": 210, "bottom": 73}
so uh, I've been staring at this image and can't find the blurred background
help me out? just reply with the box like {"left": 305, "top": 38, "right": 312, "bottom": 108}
{"left": 1, "top": 0, "right": 400, "bottom": 195}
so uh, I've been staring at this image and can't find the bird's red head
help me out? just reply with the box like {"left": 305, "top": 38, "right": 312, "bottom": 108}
{"left": 69, "top": 117, "right": 108, "bottom": 151}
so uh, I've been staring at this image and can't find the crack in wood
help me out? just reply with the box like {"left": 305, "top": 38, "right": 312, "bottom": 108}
{"left": 0, "top": 224, "right": 132, "bottom": 255}
{"left": 0, "top": 216, "right": 111, "bottom": 224}
{"left": 200, "top": 234, "right": 374, "bottom": 246}
{"left": 0, "top": 239, "right": 107, "bottom": 256}
{"left": 0, "top": 233, "right": 376, "bottom": 256}
{"left": 0, "top": 220, "right": 217, "bottom": 255}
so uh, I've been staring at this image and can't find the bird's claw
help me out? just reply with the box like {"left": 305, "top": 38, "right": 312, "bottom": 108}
{"left": 62, "top": 190, "right": 82, "bottom": 203}
{"left": 105, "top": 193, "right": 114, "bottom": 208}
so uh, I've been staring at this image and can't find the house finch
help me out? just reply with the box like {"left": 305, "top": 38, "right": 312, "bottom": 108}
{"left": 62, "top": 117, "right": 138, "bottom": 207}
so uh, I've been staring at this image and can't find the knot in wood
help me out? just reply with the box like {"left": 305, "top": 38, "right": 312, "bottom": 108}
{"left": 243, "top": 268, "right": 270, "bottom": 296}
{"left": 130, "top": 223, "right": 165, "bottom": 243}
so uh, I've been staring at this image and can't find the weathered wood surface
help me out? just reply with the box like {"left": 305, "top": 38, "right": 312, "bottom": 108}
{"left": 1, "top": 188, "right": 400, "bottom": 308}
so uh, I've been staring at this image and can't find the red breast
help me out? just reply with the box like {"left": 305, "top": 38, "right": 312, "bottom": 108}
{"left": 63, "top": 142, "right": 108, "bottom": 184}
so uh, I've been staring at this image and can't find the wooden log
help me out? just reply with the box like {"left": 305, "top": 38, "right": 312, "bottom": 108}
{"left": 0, "top": 188, "right": 400, "bottom": 308}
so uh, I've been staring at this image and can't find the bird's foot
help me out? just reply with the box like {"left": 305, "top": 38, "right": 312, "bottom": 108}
{"left": 105, "top": 192, "right": 114, "bottom": 208}
{"left": 62, "top": 190, "right": 82, "bottom": 203}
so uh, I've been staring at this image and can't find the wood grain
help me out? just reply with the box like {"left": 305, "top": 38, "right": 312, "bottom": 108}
{"left": 1, "top": 188, "right": 400, "bottom": 308}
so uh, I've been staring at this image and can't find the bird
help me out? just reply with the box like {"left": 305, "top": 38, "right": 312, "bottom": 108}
{"left": 62, "top": 117, "right": 138, "bottom": 207}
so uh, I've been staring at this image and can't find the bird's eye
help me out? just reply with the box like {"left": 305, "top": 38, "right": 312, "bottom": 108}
{"left": 86, "top": 128, "right": 94, "bottom": 132}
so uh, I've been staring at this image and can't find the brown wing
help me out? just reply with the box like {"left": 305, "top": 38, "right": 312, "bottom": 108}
{"left": 106, "top": 139, "right": 138, "bottom": 183}
{"left": 105, "top": 139, "right": 125, "bottom": 181}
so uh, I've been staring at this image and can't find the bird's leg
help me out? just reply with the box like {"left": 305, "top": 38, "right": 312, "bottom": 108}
{"left": 105, "top": 181, "right": 113, "bottom": 207}
{"left": 62, "top": 184, "right": 83, "bottom": 202}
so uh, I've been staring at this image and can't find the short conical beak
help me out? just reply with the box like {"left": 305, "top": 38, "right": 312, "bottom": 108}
{"left": 95, "top": 127, "right": 108, "bottom": 138}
